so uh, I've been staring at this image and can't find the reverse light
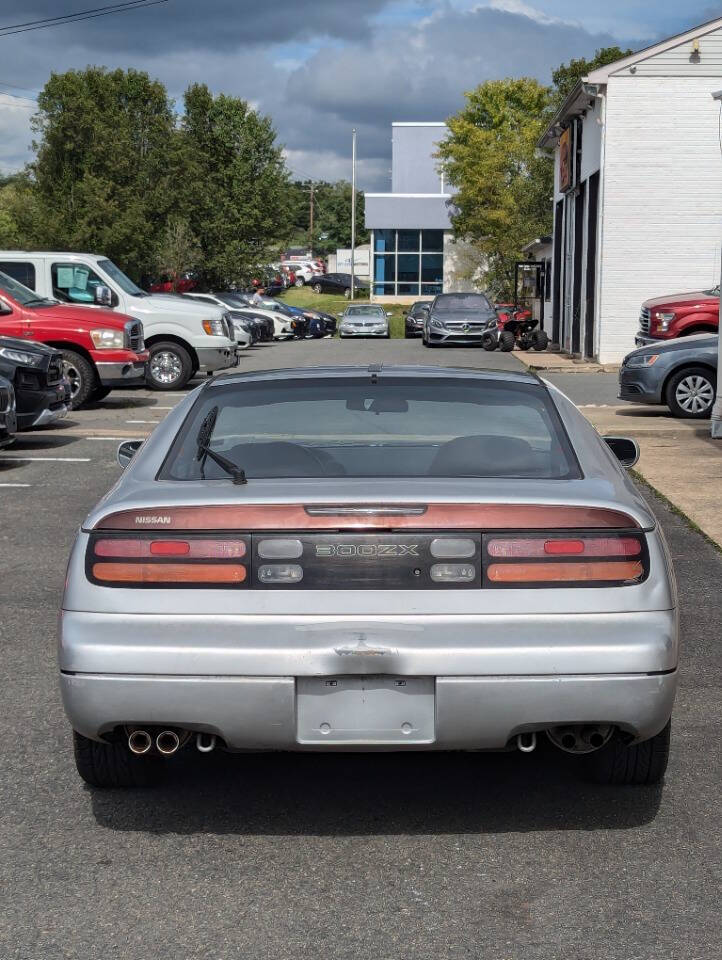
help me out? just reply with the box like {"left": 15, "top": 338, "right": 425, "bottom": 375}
{"left": 258, "top": 564, "right": 303, "bottom": 584}
{"left": 90, "top": 328, "right": 125, "bottom": 350}
{"left": 430, "top": 563, "right": 476, "bottom": 583}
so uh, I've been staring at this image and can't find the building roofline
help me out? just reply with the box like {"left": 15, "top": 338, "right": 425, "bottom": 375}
{"left": 537, "top": 81, "right": 599, "bottom": 149}
{"left": 587, "top": 14, "right": 722, "bottom": 82}
{"left": 538, "top": 15, "right": 722, "bottom": 149}
{"left": 364, "top": 192, "right": 451, "bottom": 199}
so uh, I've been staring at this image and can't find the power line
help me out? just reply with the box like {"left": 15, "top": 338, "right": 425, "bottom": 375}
{"left": 0, "top": 1, "right": 169, "bottom": 37}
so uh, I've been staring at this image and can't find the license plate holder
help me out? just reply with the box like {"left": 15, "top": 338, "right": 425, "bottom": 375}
{"left": 296, "top": 676, "right": 435, "bottom": 744}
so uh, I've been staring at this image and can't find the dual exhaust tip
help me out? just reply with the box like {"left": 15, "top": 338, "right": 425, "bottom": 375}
{"left": 517, "top": 724, "right": 614, "bottom": 755}
{"left": 128, "top": 729, "right": 216, "bottom": 756}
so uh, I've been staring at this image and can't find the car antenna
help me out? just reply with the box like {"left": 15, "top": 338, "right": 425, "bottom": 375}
{"left": 195, "top": 406, "right": 247, "bottom": 484}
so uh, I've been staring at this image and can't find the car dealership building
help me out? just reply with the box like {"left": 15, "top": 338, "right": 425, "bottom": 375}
{"left": 364, "top": 122, "right": 474, "bottom": 302}
{"left": 539, "top": 16, "right": 722, "bottom": 363}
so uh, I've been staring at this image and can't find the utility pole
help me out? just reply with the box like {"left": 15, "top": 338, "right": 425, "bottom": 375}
{"left": 309, "top": 183, "right": 314, "bottom": 259}
{"left": 351, "top": 128, "right": 357, "bottom": 301}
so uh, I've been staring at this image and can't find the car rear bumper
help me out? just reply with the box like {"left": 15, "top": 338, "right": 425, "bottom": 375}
{"left": 96, "top": 359, "right": 148, "bottom": 387}
{"left": 60, "top": 670, "right": 677, "bottom": 749}
{"left": 59, "top": 608, "right": 678, "bottom": 747}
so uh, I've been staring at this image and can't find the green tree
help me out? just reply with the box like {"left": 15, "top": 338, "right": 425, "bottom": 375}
{"left": 179, "top": 83, "right": 291, "bottom": 287}
{"left": 286, "top": 180, "right": 367, "bottom": 256}
{"left": 30, "top": 67, "right": 179, "bottom": 278}
{"left": 550, "top": 46, "right": 633, "bottom": 109}
{"left": 438, "top": 77, "right": 554, "bottom": 297}
{"left": 0, "top": 172, "right": 44, "bottom": 248}
{"left": 154, "top": 218, "right": 201, "bottom": 290}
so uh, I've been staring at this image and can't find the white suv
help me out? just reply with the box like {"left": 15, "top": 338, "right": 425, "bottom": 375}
{"left": 0, "top": 252, "right": 237, "bottom": 390}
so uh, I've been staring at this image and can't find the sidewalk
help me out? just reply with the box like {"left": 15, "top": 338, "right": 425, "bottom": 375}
{"left": 517, "top": 351, "right": 619, "bottom": 374}
{"left": 579, "top": 404, "right": 722, "bottom": 549}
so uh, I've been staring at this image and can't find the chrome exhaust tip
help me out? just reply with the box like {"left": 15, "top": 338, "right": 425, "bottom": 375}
{"left": 156, "top": 730, "right": 181, "bottom": 756}
{"left": 196, "top": 733, "right": 217, "bottom": 753}
{"left": 516, "top": 731, "right": 537, "bottom": 753}
{"left": 128, "top": 730, "right": 152, "bottom": 755}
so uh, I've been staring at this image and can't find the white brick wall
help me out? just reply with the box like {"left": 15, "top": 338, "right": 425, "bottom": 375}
{"left": 598, "top": 75, "right": 722, "bottom": 362}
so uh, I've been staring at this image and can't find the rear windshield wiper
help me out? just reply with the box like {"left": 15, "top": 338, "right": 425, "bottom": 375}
{"left": 195, "top": 406, "right": 247, "bottom": 484}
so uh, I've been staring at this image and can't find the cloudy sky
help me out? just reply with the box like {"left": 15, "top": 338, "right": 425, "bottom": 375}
{"left": 1, "top": 0, "right": 721, "bottom": 188}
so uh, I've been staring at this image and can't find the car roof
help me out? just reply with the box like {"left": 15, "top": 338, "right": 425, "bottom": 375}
{"left": 0, "top": 251, "right": 105, "bottom": 260}
{"left": 210, "top": 364, "right": 541, "bottom": 389}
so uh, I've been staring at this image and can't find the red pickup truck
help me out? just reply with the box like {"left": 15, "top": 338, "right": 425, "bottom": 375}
{"left": 635, "top": 286, "right": 719, "bottom": 346}
{"left": 0, "top": 270, "right": 148, "bottom": 408}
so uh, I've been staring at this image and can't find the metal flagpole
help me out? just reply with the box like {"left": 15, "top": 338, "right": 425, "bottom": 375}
{"left": 351, "top": 128, "right": 357, "bottom": 301}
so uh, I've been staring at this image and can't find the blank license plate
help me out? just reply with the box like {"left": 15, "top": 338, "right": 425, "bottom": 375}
{"left": 296, "top": 676, "right": 435, "bottom": 744}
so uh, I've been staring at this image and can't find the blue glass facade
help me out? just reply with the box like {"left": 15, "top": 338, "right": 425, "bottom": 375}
{"left": 372, "top": 229, "right": 444, "bottom": 297}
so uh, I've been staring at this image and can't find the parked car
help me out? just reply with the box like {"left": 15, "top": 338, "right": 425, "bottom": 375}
{"left": 0, "top": 336, "right": 69, "bottom": 429}
{"left": 61, "top": 365, "right": 675, "bottom": 789}
{"left": 0, "top": 374, "right": 17, "bottom": 447}
{"left": 636, "top": 286, "right": 718, "bottom": 346}
{"left": 236, "top": 307, "right": 294, "bottom": 340}
{"left": 283, "top": 262, "right": 317, "bottom": 287}
{"left": 180, "top": 293, "right": 255, "bottom": 348}
{"left": 619, "top": 333, "right": 718, "bottom": 418}
{"left": 0, "top": 269, "right": 147, "bottom": 408}
{"left": 311, "top": 273, "right": 368, "bottom": 298}
{"left": 0, "top": 253, "right": 236, "bottom": 390}
{"left": 148, "top": 271, "right": 197, "bottom": 295}
{"left": 404, "top": 301, "right": 431, "bottom": 338}
{"left": 339, "top": 304, "right": 390, "bottom": 338}
{"left": 422, "top": 292, "right": 499, "bottom": 347}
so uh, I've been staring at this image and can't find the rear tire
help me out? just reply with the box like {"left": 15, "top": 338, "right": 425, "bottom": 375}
{"left": 294, "top": 278, "right": 305, "bottom": 287}
{"left": 146, "top": 341, "right": 193, "bottom": 391}
{"left": 665, "top": 366, "right": 716, "bottom": 419}
{"left": 61, "top": 350, "right": 97, "bottom": 409}
{"left": 482, "top": 334, "right": 497, "bottom": 352}
{"left": 499, "top": 330, "right": 515, "bottom": 352}
{"left": 343, "top": 288, "right": 351, "bottom": 299}
{"left": 582, "top": 720, "right": 671, "bottom": 785}
{"left": 312, "top": 283, "right": 323, "bottom": 294}
{"left": 73, "top": 730, "right": 159, "bottom": 788}
{"left": 532, "top": 329, "right": 549, "bottom": 351}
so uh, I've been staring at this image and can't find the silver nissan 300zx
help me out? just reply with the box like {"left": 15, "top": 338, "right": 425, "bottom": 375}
{"left": 59, "top": 365, "right": 678, "bottom": 788}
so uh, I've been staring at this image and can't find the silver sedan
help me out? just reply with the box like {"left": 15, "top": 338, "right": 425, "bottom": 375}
{"left": 60, "top": 365, "right": 677, "bottom": 789}
{"left": 339, "top": 304, "right": 390, "bottom": 338}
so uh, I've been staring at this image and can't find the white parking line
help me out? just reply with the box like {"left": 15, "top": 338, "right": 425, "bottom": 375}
{"left": 153, "top": 406, "right": 174, "bottom": 409}
{"left": 0, "top": 482, "right": 31, "bottom": 487}
{"left": 0, "top": 456, "right": 91, "bottom": 462}
{"left": 85, "top": 436, "right": 144, "bottom": 441}
{"left": 126, "top": 420, "right": 159, "bottom": 424}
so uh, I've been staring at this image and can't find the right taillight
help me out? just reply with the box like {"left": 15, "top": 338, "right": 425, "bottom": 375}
{"left": 483, "top": 533, "right": 647, "bottom": 587}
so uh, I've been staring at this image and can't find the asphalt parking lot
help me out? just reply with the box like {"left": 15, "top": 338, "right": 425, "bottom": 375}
{"left": 1, "top": 338, "right": 720, "bottom": 960}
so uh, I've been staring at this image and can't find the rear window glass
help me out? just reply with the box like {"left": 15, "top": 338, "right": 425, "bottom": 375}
{"left": 160, "top": 377, "right": 580, "bottom": 481}
{"left": 0, "top": 261, "right": 36, "bottom": 289}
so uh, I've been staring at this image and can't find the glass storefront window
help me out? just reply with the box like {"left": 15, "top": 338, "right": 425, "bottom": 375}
{"left": 421, "top": 254, "right": 443, "bottom": 283}
{"left": 371, "top": 229, "right": 445, "bottom": 295}
{"left": 421, "top": 230, "right": 444, "bottom": 252}
{"left": 374, "top": 229, "right": 396, "bottom": 252}
{"left": 374, "top": 255, "right": 396, "bottom": 283}
{"left": 398, "top": 230, "right": 420, "bottom": 252}
{"left": 397, "top": 254, "right": 419, "bottom": 283}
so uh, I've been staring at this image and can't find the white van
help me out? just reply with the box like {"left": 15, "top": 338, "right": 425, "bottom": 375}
{"left": 0, "top": 252, "right": 237, "bottom": 390}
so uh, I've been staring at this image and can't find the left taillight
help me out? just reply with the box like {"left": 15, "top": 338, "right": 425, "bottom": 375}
{"left": 483, "top": 532, "right": 648, "bottom": 587}
{"left": 87, "top": 535, "right": 249, "bottom": 588}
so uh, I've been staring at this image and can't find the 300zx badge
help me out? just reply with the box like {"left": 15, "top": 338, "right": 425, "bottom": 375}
{"left": 315, "top": 543, "right": 420, "bottom": 558}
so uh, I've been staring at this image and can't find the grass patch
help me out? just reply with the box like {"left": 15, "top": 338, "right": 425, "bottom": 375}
{"left": 631, "top": 469, "right": 722, "bottom": 554}
{"left": 278, "top": 286, "right": 407, "bottom": 338}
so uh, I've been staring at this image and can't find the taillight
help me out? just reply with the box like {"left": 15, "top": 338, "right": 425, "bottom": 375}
{"left": 483, "top": 533, "right": 647, "bottom": 587}
{"left": 87, "top": 535, "right": 249, "bottom": 588}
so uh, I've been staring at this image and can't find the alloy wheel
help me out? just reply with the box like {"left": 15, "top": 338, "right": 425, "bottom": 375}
{"left": 150, "top": 350, "right": 183, "bottom": 386}
{"left": 675, "top": 375, "right": 714, "bottom": 414}
{"left": 62, "top": 360, "right": 82, "bottom": 400}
